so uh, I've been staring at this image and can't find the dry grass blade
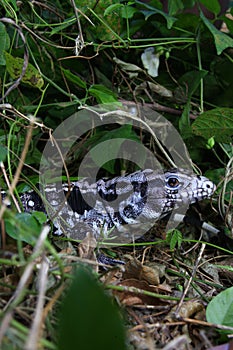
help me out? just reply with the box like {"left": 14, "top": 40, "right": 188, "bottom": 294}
{"left": 0, "top": 225, "right": 50, "bottom": 345}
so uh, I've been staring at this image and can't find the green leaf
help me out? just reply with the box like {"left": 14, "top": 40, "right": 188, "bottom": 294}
{"left": 0, "top": 23, "right": 10, "bottom": 65}
{"left": 4, "top": 212, "right": 43, "bottom": 245}
{"left": 166, "top": 229, "right": 183, "bottom": 250}
{"left": 206, "top": 136, "right": 215, "bottom": 149}
{"left": 179, "top": 102, "right": 192, "bottom": 139}
{"left": 89, "top": 124, "right": 142, "bottom": 173}
{"left": 104, "top": 3, "right": 122, "bottom": 16}
{"left": 168, "top": 0, "right": 184, "bottom": 16}
{"left": 90, "top": 138, "right": 125, "bottom": 174}
{"left": 0, "top": 144, "right": 8, "bottom": 162}
{"left": 31, "top": 211, "right": 47, "bottom": 225}
{"left": 16, "top": 177, "right": 40, "bottom": 193}
{"left": 205, "top": 167, "right": 232, "bottom": 203}
{"left": 199, "top": 0, "right": 221, "bottom": 15}
{"left": 89, "top": 84, "right": 118, "bottom": 103}
{"left": 171, "top": 229, "right": 182, "bottom": 250}
{"left": 62, "top": 68, "right": 87, "bottom": 89}
{"left": 200, "top": 11, "right": 233, "bottom": 55}
{"left": 135, "top": 0, "right": 177, "bottom": 29}
{"left": 206, "top": 286, "right": 233, "bottom": 331}
{"left": 192, "top": 108, "right": 233, "bottom": 143}
{"left": 5, "top": 51, "right": 44, "bottom": 89}
{"left": 57, "top": 267, "right": 127, "bottom": 350}
{"left": 178, "top": 69, "right": 208, "bottom": 139}
{"left": 121, "top": 4, "right": 137, "bottom": 19}
{"left": 179, "top": 70, "right": 208, "bottom": 99}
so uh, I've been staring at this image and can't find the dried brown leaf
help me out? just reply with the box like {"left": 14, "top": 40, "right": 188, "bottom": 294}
{"left": 123, "top": 258, "right": 166, "bottom": 286}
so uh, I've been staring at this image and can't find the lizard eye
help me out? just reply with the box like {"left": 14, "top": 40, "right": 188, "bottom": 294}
{"left": 166, "top": 176, "right": 180, "bottom": 188}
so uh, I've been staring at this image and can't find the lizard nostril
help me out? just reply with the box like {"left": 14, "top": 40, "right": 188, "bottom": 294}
{"left": 205, "top": 182, "right": 214, "bottom": 189}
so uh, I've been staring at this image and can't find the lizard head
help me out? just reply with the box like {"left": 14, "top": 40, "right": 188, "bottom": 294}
{"left": 164, "top": 169, "right": 216, "bottom": 205}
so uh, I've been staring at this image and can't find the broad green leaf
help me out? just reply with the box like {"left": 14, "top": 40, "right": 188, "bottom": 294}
{"left": 135, "top": 0, "right": 177, "bottom": 29}
{"left": 17, "top": 182, "right": 37, "bottom": 193}
{"left": 90, "top": 138, "right": 125, "bottom": 174}
{"left": 62, "top": 68, "right": 87, "bottom": 89}
{"left": 179, "top": 70, "right": 208, "bottom": 99}
{"left": 199, "top": 0, "right": 221, "bottom": 15}
{"left": 89, "top": 84, "right": 118, "bottom": 103}
{"left": 5, "top": 51, "right": 44, "bottom": 89}
{"left": 121, "top": 4, "right": 137, "bottom": 19}
{"left": 200, "top": 11, "right": 233, "bottom": 55}
{"left": 0, "top": 23, "right": 10, "bottom": 65}
{"left": 89, "top": 124, "right": 143, "bottom": 173}
{"left": 168, "top": 0, "right": 184, "bottom": 16}
{"left": 4, "top": 212, "right": 43, "bottom": 245}
{"left": 206, "top": 286, "right": 233, "bottom": 330}
{"left": 57, "top": 267, "right": 127, "bottom": 350}
{"left": 31, "top": 211, "right": 47, "bottom": 225}
{"left": 173, "top": 12, "right": 199, "bottom": 32}
{"left": 192, "top": 108, "right": 233, "bottom": 143}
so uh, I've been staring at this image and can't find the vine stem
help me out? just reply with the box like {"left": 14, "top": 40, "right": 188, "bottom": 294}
{"left": 196, "top": 28, "right": 204, "bottom": 112}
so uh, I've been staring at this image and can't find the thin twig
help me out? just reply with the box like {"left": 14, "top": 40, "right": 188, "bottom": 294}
{"left": 0, "top": 104, "right": 52, "bottom": 131}
{"left": 120, "top": 99, "right": 198, "bottom": 120}
{"left": 82, "top": 107, "right": 177, "bottom": 168}
{"left": 21, "top": 22, "right": 74, "bottom": 50}
{"left": 183, "top": 317, "right": 233, "bottom": 332}
{"left": 70, "top": 0, "right": 85, "bottom": 55}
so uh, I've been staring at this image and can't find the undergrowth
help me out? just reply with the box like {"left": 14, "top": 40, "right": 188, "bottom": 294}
{"left": 0, "top": 1, "right": 233, "bottom": 349}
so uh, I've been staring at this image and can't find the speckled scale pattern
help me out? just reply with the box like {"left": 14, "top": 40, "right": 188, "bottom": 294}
{"left": 1, "top": 168, "right": 216, "bottom": 239}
